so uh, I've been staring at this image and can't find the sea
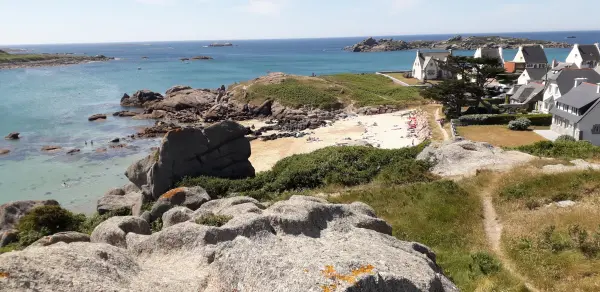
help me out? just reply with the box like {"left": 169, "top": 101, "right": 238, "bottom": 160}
{"left": 1, "top": 30, "right": 599, "bottom": 212}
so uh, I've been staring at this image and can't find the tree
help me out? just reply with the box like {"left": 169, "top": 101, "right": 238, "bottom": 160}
{"left": 422, "top": 55, "right": 517, "bottom": 118}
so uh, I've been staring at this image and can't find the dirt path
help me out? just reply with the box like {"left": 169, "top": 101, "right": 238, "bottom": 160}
{"left": 481, "top": 177, "right": 540, "bottom": 292}
{"left": 434, "top": 107, "right": 450, "bottom": 141}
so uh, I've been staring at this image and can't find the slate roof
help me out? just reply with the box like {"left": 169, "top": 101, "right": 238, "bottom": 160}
{"left": 478, "top": 48, "right": 502, "bottom": 60}
{"left": 510, "top": 82, "right": 545, "bottom": 104}
{"left": 524, "top": 68, "right": 548, "bottom": 81}
{"left": 556, "top": 82, "right": 600, "bottom": 108}
{"left": 577, "top": 45, "right": 600, "bottom": 62}
{"left": 417, "top": 51, "right": 451, "bottom": 66}
{"left": 550, "top": 107, "right": 583, "bottom": 123}
{"left": 548, "top": 69, "right": 600, "bottom": 95}
{"left": 521, "top": 46, "right": 548, "bottom": 64}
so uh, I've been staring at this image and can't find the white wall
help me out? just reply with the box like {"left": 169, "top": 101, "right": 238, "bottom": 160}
{"left": 518, "top": 71, "right": 530, "bottom": 85}
{"left": 513, "top": 48, "right": 525, "bottom": 63}
{"left": 412, "top": 56, "right": 423, "bottom": 80}
{"left": 551, "top": 116, "right": 577, "bottom": 137}
{"left": 565, "top": 45, "right": 583, "bottom": 68}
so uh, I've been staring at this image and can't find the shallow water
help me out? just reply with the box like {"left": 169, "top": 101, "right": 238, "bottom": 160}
{"left": 0, "top": 31, "right": 596, "bottom": 211}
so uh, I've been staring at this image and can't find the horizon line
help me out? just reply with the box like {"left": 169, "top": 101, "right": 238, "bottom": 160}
{"left": 1, "top": 29, "right": 598, "bottom": 47}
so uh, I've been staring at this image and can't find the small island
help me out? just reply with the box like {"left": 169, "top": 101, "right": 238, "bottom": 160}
{"left": 208, "top": 43, "right": 233, "bottom": 47}
{"left": 345, "top": 35, "right": 571, "bottom": 52}
{"left": 191, "top": 56, "right": 213, "bottom": 60}
{"left": 0, "top": 49, "right": 114, "bottom": 70}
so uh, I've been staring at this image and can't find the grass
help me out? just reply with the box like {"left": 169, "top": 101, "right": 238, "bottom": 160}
{"left": 0, "top": 52, "right": 100, "bottom": 64}
{"left": 386, "top": 73, "right": 423, "bottom": 85}
{"left": 234, "top": 73, "right": 426, "bottom": 110}
{"left": 492, "top": 168, "right": 600, "bottom": 291}
{"left": 331, "top": 179, "right": 524, "bottom": 291}
{"left": 422, "top": 104, "right": 446, "bottom": 141}
{"left": 195, "top": 214, "right": 233, "bottom": 227}
{"left": 516, "top": 140, "right": 600, "bottom": 160}
{"left": 457, "top": 125, "right": 548, "bottom": 147}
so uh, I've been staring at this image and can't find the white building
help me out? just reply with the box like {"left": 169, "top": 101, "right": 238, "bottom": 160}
{"left": 474, "top": 47, "right": 504, "bottom": 64}
{"left": 517, "top": 68, "right": 547, "bottom": 85}
{"left": 537, "top": 69, "right": 600, "bottom": 114}
{"left": 550, "top": 82, "right": 600, "bottom": 145}
{"left": 412, "top": 50, "right": 452, "bottom": 81}
{"left": 513, "top": 45, "right": 548, "bottom": 69}
{"left": 565, "top": 44, "right": 600, "bottom": 69}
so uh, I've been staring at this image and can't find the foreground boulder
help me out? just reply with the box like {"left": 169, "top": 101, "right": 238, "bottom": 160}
{"left": 417, "top": 140, "right": 535, "bottom": 177}
{"left": 90, "top": 216, "right": 151, "bottom": 248}
{"left": 148, "top": 187, "right": 211, "bottom": 222}
{"left": 150, "top": 88, "right": 216, "bottom": 111}
{"left": 4, "top": 132, "right": 19, "bottom": 140}
{"left": 28, "top": 232, "right": 90, "bottom": 248}
{"left": 0, "top": 196, "right": 457, "bottom": 291}
{"left": 96, "top": 192, "right": 143, "bottom": 216}
{"left": 0, "top": 200, "right": 60, "bottom": 247}
{"left": 126, "top": 121, "right": 255, "bottom": 199}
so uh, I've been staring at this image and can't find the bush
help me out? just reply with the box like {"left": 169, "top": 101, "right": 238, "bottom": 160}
{"left": 180, "top": 144, "right": 430, "bottom": 200}
{"left": 507, "top": 118, "right": 531, "bottom": 131}
{"left": 471, "top": 252, "right": 502, "bottom": 275}
{"left": 556, "top": 135, "right": 576, "bottom": 142}
{"left": 196, "top": 214, "right": 233, "bottom": 227}
{"left": 16, "top": 206, "right": 83, "bottom": 246}
{"left": 458, "top": 113, "right": 552, "bottom": 126}
{"left": 515, "top": 140, "right": 600, "bottom": 160}
{"left": 77, "top": 207, "right": 132, "bottom": 235}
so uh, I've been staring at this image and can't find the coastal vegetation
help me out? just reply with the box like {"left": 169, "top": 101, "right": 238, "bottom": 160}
{"left": 231, "top": 73, "right": 425, "bottom": 110}
{"left": 0, "top": 51, "right": 113, "bottom": 69}
{"left": 515, "top": 140, "right": 600, "bottom": 160}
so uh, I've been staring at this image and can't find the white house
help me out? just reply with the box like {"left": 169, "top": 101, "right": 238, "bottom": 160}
{"left": 474, "top": 47, "right": 504, "bottom": 64}
{"left": 565, "top": 44, "right": 600, "bottom": 69}
{"left": 537, "top": 68, "right": 600, "bottom": 114}
{"left": 513, "top": 45, "right": 548, "bottom": 69}
{"left": 517, "top": 68, "right": 548, "bottom": 85}
{"left": 550, "top": 82, "right": 600, "bottom": 145}
{"left": 412, "top": 50, "right": 452, "bottom": 81}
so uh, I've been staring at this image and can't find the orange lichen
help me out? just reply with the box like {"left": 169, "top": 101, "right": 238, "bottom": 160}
{"left": 320, "top": 265, "right": 376, "bottom": 291}
{"left": 0, "top": 272, "right": 9, "bottom": 278}
{"left": 161, "top": 187, "right": 185, "bottom": 199}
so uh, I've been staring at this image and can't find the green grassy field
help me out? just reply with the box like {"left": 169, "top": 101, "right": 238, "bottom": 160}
{"left": 233, "top": 73, "right": 425, "bottom": 109}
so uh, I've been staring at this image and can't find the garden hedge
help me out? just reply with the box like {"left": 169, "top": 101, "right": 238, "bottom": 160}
{"left": 458, "top": 114, "right": 552, "bottom": 126}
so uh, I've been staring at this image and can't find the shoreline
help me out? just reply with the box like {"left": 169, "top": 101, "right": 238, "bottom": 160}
{"left": 0, "top": 56, "right": 114, "bottom": 70}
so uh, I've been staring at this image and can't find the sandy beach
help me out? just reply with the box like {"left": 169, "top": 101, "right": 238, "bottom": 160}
{"left": 243, "top": 109, "right": 430, "bottom": 172}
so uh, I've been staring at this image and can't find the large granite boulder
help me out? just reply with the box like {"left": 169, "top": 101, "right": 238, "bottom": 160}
{"left": 148, "top": 187, "right": 211, "bottom": 222}
{"left": 90, "top": 216, "right": 151, "bottom": 248}
{"left": 0, "top": 196, "right": 458, "bottom": 291}
{"left": 126, "top": 121, "right": 255, "bottom": 199}
{"left": 0, "top": 200, "right": 60, "bottom": 247}
{"left": 161, "top": 206, "right": 193, "bottom": 229}
{"left": 96, "top": 192, "right": 144, "bottom": 216}
{"left": 165, "top": 85, "right": 192, "bottom": 96}
{"left": 28, "top": 231, "right": 90, "bottom": 248}
{"left": 150, "top": 88, "right": 216, "bottom": 111}
{"left": 121, "top": 90, "right": 164, "bottom": 107}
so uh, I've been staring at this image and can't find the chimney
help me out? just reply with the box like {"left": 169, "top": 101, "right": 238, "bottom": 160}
{"left": 574, "top": 77, "right": 588, "bottom": 88}
{"left": 551, "top": 59, "right": 558, "bottom": 68}
{"left": 499, "top": 47, "right": 504, "bottom": 63}
{"left": 597, "top": 83, "right": 600, "bottom": 94}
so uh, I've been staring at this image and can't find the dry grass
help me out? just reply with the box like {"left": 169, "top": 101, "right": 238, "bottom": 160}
{"left": 421, "top": 104, "right": 446, "bottom": 141}
{"left": 386, "top": 73, "right": 422, "bottom": 85}
{"left": 491, "top": 168, "right": 600, "bottom": 291}
{"left": 457, "top": 125, "right": 548, "bottom": 147}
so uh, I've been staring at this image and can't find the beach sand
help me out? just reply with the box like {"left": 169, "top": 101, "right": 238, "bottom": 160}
{"left": 243, "top": 110, "right": 430, "bottom": 172}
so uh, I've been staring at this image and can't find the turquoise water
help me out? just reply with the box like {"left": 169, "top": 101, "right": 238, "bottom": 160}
{"left": 0, "top": 31, "right": 595, "bottom": 211}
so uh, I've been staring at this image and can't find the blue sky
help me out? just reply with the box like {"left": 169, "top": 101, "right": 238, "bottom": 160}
{"left": 1, "top": 0, "right": 599, "bottom": 45}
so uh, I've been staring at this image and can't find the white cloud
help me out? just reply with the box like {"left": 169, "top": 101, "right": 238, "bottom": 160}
{"left": 240, "top": 0, "right": 286, "bottom": 16}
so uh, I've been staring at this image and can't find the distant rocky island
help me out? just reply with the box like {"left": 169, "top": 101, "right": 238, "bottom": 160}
{"left": 0, "top": 50, "right": 114, "bottom": 70}
{"left": 208, "top": 43, "right": 233, "bottom": 47}
{"left": 344, "top": 35, "right": 571, "bottom": 52}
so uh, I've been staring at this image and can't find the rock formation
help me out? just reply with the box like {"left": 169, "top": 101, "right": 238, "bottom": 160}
{"left": 0, "top": 200, "right": 60, "bottom": 247}
{"left": 165, "top": 85, "right": 192, "bottom": 96}
{"left": 0, "top": 196, "right": 458, "bottom": 291}
{"left": 121, "top": 90, "right": 164, "bottom": 107}
{"left": 41, "top": 146, "right": 62, "bottom": 152}
{"left": 0, "top": 149, "right": 9, "bottom": 155}
{"left": 113, "top": 110, "right": 138, "bottom": 117}
{"left": 4, "top": 132, "right": 19, "bottom": 140}
{"left": 345, "top": 35, "right": 571, "bottom": 52}
{"left": 88, "top": 114, "right": 107, "bottom": 121}
{"left": 417, "top": 140, "right": 535, "bottom": 177}
{"left": 126, "top": 121, "right": 254, "bottom": 199}
{"left": 191, "top": 56, "right": 213, "bottom": 60}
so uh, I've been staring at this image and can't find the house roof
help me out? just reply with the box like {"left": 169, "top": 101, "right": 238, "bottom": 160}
{"left": 524, "top": 68, "right": 548, "bottom": 81}
{"left": 550, "top": 107, "right": 583, "bottom": 123}
{"left": 510, "top": 82, "right": 545, "bottom": 104}
{"left": 577, "top": 45, "right": 600, "bottom": 62}
{"left": 521, "top": 46, "right": 548, "bottom": 64}
{"left": 556, "top": 82, "right": 600, "bottom": 108}
{"left": 548, "top": 69, "right": 600, "bottom": 95}
{"left": 417, "top": 51, "right": 450, "bottom": 68}
{"left": 551, "top": 62, "right": 575, "bottom": 71}
{"left": 478, "top": 48, "right": 502, "bottom": 60}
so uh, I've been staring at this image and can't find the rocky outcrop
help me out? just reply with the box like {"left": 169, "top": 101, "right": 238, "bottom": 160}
{"left": 88, "top": 114, "right": 107, "bottom": 121}
{"left": 97, "top": 192, "right": 143, "bottom": 216}
{"left": 161, "top": 206, "right": 193, "bottom": 228}
{"left": 148, "top": 187, "right": 211, "bottom": 222}
{"left": 0, "top": 196, "right": 458, "bottom": 291}
{"left": 0, "top": 200, "right": 60, "bottom": 247}
{"left": 165, "top": 85, "right": 192, "bottom": 96}
{"left": 191, "top": 56, "right": 213, "bottom": 60}
{"left": 113, "top": 110, "right": 139, "bottom": 117}
{"left": 28, "top": 232, "right": 90, "bottom": 248}
{"left": 41, "top": 145, "right": 62, "bottom": 152}
{"left": 90, "top": 216, "right": 151, "bottom": 248}
{"left": 0, "top": 149, "right": 9, "bottom": 155}
{"left": 4, "top": 132, "right": 19, "bottom": 140}
{"left": 345, "top": 35, "right": 571, "bottom": 52}
{"left": 417, "top": 140, "right": 535, "bottom": 177}
{"left": 66, "top": 148, "right": 80, "bottom": 155}
{"left": 209, "top": 43, "right": 233, "bottom": 47}
{"left": 151, "top": 88, "right": 216, "bottom": 111}
{"left": 121, "top": 90, "right": 164, "bottom": 107}
{"left": 126, "top": 121, "right": 254, "bottom": 199}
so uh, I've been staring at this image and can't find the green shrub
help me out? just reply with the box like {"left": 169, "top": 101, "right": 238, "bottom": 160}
{"left": 507, "top": 118, "right": 531, "bottom": 131}
{"left": 515, "top": 140, "right": 600, "bottom": 160}
{"left": 499, "top": 170, "right": 600, "bottom": 202}
{"left": 375, "top": 159, "right": 435, "bottom": 185}
{"left": 458, "top": 113, "right": 552, "bottom": 126}
{"left": 556, "top": 135, "right": 576, "bottom": 142}
{"left": 195, "top": 214, "right": 233, "bottom": 227}
{"left": 180, "top": 144, "right": 429, "bottom": 200}
{"left": 77, "top": 208, "right": 132, "bottom": 235}
{"left": 16, "top": 205, "right": 84, "bottom": 245}
{"left": 151, "top": 218, "right": 163, "bottom": 233}
{"left": 247, "top": 79, "right": 342, "bottom": 110}
{"left": 470, "top": 252, "right": 502, "bottom": 275}
{"left": 0, "top": 243, "right": 20, "bottom": 254}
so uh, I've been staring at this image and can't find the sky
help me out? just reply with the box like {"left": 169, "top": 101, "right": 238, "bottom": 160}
{"left": 1, "top": 0, "right": 599, "bottom": 45}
